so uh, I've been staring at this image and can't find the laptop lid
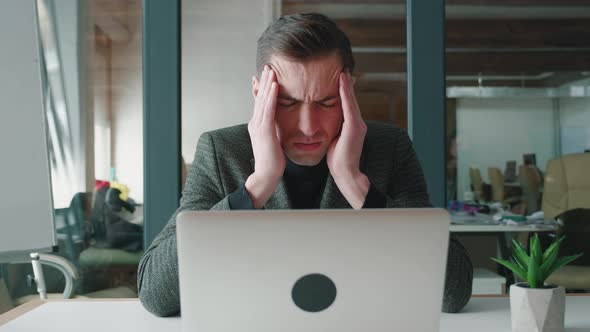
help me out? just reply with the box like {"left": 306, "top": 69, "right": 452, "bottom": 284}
{"left": 177, "top": 208, "right": 450, "bottom": 332}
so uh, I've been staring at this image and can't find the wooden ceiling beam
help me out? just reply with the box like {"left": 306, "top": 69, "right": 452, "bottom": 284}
{"left": 354, "top": 51, "right": 590, "bottom": 73}
{"left": 355, "top": 77, "right": 549, "bottom": 90}
{"left": 335, "top": 18, "right": 590, "bottom": 48}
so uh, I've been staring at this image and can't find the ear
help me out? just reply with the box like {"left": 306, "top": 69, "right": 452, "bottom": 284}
{"left": 252, "top": 75, "right": 259, "bottom": 98}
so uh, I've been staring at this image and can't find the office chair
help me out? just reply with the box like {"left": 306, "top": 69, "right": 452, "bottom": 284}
{"left": 519, "top": 165, "right": 542, "bottom": 215}
{"left": 541, "top": 153, "right": 590, "bottom": 290}
{"left": 488, "top": 167, "right": 522, "bottom": 210}
{"left": 73, "top": 191, "right": 142, "bottom": 295}
{"left": 504, "top": 160, "right": 517, "bottom": 183}
{"left": 469, "top": 167, "right": 493, "bottom": 201}
{"left": 1, "top": 253, "right": 79, "bottom": 309}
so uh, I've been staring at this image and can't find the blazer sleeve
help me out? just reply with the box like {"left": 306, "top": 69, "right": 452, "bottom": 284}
{"left": 384, "top": 130, "right": 431, "bottom": 209}
{"left": 137, "top": 132, "right": 232, "bottom": 317}
{"left": 382, "top": 130, "right": 473, "bottom": 313}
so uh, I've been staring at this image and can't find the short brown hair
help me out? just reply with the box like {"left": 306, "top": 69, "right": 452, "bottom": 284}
{"left": 256, "top": 13, "right": 355, "bottom": 75}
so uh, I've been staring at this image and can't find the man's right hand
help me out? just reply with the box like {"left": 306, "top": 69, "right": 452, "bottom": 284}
{"left": 245, "top": 65, "right": 285, "bottom": 208}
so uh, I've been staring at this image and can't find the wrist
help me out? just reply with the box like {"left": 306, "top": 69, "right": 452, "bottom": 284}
{"left": 331, "top": 167, "right": 362, "bottom": 183}
{"left": 245, "top": 172, "right": 281, "bottom": 209}
{"left": 333, "top": 170, "right": 370, "bottom": 210}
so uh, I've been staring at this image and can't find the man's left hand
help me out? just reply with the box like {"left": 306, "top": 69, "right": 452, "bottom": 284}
{"left": 327, "top": 70, "right": 369, "bottom": 209}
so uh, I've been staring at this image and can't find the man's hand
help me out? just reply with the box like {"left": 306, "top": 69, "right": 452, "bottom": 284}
{"left": 327, "top": 71, "right": 369, "bottom": 209}
{"left": 245, "top": 65, "right": 286, "bottom": 208}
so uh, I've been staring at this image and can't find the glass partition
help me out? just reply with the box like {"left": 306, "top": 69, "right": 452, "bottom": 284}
{"left": 1, "top": 0, "right": 145, "bottom": 307}
{"left": 445, "top": 0, "right": 590, "bottom": 294}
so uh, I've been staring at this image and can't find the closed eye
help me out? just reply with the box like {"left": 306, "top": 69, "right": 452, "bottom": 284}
{"left": 318, "top": 102, "right": 337, "bottom": 108}
{"left": 278, "top": 100, "right": 298, "bottom": 107}
{"left": 317, "top": 96, "right": 338, "bottom": 109}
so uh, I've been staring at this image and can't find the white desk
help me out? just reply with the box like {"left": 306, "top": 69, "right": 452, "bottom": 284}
{"left": 449, "top": 223, "right": 556, "bottom": 232}
{"left": 450, "top": 216, "right": 558, "bottom": 287}
{"left": 449, "top": 213, "right": 558, "bottom": 233}
{"left": 440, "top": 296, "right": 590, "bottom": 332}
{"left": 1, "top": 297, "right": 589, "bottom": 331}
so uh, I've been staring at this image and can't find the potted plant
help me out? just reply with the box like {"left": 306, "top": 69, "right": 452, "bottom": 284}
{"left": 491, "top": 234, "right": 582, "bottom": 332}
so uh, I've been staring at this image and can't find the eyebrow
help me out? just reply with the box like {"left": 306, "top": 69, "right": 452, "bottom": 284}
{"left": 278, "top": 94, "right": 338, "bottom": 103}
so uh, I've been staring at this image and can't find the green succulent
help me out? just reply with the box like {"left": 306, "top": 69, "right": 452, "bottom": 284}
{"left": 491, "top": 234, "right": 583, "bottom": 288}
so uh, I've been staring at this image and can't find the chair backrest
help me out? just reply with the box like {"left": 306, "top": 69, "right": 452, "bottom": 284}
{"left": 488, "top": 167, "right": 505, "bottom": 202}
{"left": 469, "top": 167, "right": 483, "bottom": 192}
{"left": 504, "top": 160, "right": 517, "bottom": 182}
{"left": 519, "top": 165, "right": 541, "bottom": 214}
{"left": 542, "top": 153, "right": 590, "bottom": 219}
{"left": 523, "top": 153, "right": 537, "bottom": 166}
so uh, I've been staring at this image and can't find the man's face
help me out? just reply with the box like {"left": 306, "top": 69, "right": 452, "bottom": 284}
{"left": 253, "top": 52, "right": 344, "bottom": 166}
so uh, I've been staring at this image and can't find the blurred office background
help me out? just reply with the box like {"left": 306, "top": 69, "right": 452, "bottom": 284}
{"left": 1, "top": 0, "right": 589, "bottom": 314}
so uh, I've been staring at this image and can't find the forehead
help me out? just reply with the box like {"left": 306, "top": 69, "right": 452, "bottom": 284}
{"left": 269, "top": 53, "right": 342, "bottom": 98}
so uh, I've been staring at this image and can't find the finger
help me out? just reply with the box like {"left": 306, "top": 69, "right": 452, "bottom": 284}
{"left": 262, "top": 68, "right": 275, "bottom": 108}
{"left": 263, "top": 81, "right": 279, "bottom": 125}
{"left": 253, "top": 66, "right": 269, "bottom": 124}
{"left": 251, "top": 75, "right": 262, "bottom": 123}
{"left": 257, "top": 65, "right": 269, "bottom": 101}
{"left": 259, "top": 69, "right": 274, "bottom": 123}
{"left": 339, "top": 72, "right": 354, "bottom": 123}
{"left": 345, "top": 71, "right": 363, "bottom": 122}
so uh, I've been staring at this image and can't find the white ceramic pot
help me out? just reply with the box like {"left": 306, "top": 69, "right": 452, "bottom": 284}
{"left": 510, "top": 283, "right": 565, "bottom": 332}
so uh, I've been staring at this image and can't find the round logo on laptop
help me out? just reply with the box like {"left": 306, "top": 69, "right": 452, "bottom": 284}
{"left": 291, "top": 273, "right": 337, "bottom": 312}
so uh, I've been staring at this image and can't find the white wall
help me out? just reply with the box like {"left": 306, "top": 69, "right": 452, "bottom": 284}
{"left": 559, "top": 83, "right": 590, "bottom": 155}
{"left": 181, "top": 0, "right": 275, "bottom": 163}
{"left": 555, "top": 77, "right": 590, "bottom": 155}
{"left": 36, "top": 0, "right": 90, "bottom": 208}
{"left": 455, "top": 98, "right": 556, "bottom": 199}
{"left": 559, "top": 98, "right": 590, "bottom": 155}
{"left": 110, "top": 7, "right": 144, "bottom": 203}
{"left": 98, "top": 0, "right": 277, "bottom": 203}
{"left": 93, "top": 41, "right": 110, "bottom": 182}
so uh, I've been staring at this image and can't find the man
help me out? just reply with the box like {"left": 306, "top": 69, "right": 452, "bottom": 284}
{"left": 138, "top": 13, "right": 472, "bottom": 317}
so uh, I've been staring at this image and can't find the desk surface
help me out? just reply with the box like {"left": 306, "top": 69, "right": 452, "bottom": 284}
{"left": 1, "top": 296, "right": 589, "bottom": 331}
{"left": 441, "top": 296, "right": 590, "bottom": 332}
{"left": 450, "top": 213, "right": 558, "bottom": 233}
{"left": 450, "top": 223, "right": 557, "bottom": 232}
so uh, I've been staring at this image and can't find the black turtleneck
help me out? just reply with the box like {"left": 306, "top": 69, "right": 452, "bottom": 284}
{"left": 228, "top": 158, "right": 386, "bottom": 210}
{"left": 284, "top": 157, "right": 329, "bottom": 209}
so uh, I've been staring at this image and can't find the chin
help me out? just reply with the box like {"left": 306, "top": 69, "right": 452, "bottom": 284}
{"left": 287, "top": 151, "right": 325, "bottom": 166}
{"left": 293, "top": 158, "right": 321, "bottom": 166}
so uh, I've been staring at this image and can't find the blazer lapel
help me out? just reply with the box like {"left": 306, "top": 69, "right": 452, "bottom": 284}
{"left": 265, "top": 177, "right": 292, "bottom": 210}
{"left": 250, "top": 158, "right": 292, "bottom": 209}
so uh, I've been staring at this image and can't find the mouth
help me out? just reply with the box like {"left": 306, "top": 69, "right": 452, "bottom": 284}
{"left": 293, "top": 142, "right": 322, "bottom": 151}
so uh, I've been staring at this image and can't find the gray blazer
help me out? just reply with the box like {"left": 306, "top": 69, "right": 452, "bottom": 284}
{"left": 137, "top": 122, "right": 473, "bottom": 316}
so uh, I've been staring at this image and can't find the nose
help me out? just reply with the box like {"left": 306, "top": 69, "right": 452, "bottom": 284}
{"left": 297, "top": 103, "right": 320, "bottom": 137}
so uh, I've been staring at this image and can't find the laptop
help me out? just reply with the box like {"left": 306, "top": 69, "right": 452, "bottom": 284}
{"left": 176, "top": 208, "right": 450, "bottom": 332}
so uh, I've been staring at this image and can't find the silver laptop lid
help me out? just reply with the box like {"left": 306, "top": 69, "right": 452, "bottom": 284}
{"left": 177, "top": 208, "right": 450, "bottom": 332}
